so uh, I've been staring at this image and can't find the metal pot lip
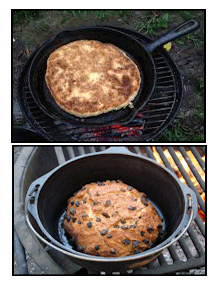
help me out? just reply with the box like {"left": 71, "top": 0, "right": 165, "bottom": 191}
{"left": 26, "top": 147, "right": 190, "bottom": 263}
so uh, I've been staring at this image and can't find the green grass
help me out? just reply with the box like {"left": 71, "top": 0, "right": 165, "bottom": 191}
{"left": 133, "top": 11, "right": 171, "bottom": 35}
{"left": 159, "top": 124, "right": 204, "bottom": 142}
{"left": 13, "top": 10, "right": 133, "bottom": 47}
{"left": 157, "top": 77, "right": 204, "bottom": 142}
{"left": 13, "top": 10, "right": 40, "bottom": 27}
{"left": 13, "top": 10, "right": 204, "bottom": 47}
{"left": 132, "top": 10, "right": 204, "bottom": 47}
{"left": 176, "top": 10, "right": 204, "bottom": 21}
{"left": 176, "top": 32, "right": 204, "bottom": 47}
{"left": 13, "top": 10, "right": 132, "bottom": 28}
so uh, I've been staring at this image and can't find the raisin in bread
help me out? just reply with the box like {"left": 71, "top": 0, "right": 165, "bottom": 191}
{"left": 63, "top": 180, "right": 163, "bottom": 257}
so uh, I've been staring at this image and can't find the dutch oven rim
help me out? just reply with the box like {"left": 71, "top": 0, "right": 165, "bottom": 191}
{"left": 25, "top": 146, "right": 197, "bottom": 263}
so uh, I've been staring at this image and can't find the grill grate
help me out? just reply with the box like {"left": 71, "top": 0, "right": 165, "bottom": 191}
{"left": 18, "top": 31, "right": 182, "bottom": 142}
{"left": 14, "top": 146, "right": 205, "bottom": 275}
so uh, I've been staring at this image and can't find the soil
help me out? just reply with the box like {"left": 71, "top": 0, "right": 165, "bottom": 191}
{"left": 13, "top": 10, "right": 204, "bottom": 141}
{"left": 169, "top": 43, "right": 204, "bottom": 137}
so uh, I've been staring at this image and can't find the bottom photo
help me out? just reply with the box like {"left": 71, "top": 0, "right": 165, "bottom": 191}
{"left": 13, "top": 146, "right": 205, "bottom": 275}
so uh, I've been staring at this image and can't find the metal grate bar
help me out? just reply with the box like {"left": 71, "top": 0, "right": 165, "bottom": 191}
{"left": 143, "top": 105, "right": 173, "bottom": 112}
{"left": 178, "top": 237, "right": 194, "bottom": 259}
{"left": 158, "top": 253, "right": 167, "bottom": 266}
{"left": 67, "top": 146, "right": 76, "bottom": 159}
{"left": 200, "top": 147, "right": 206, "bottom": 155}
{"left": 178, "top": 147, "right": 205, "bottom": 192}
{"left": 148, "top": 93, "right": 175, "bottom": 100}
{"left": 166, "top": 147, "right": 205, "bottom": 212}
{"left": 157, "top": 79, "right": 175, "bottom": 85}
{"left": 195, "top": 214, "right": 205, "bottom": 235}
{"left": 155, "top": 65, "right": 172, "bottom": 71}
{"left": 143, "top": 147, "right": 156, "bottom": 160}
{"left": 189, "top": 147, "right": 205, "bottom": 172}
{"left": 133, "top": 256, "right": 205, "bottom": 275}
{"left": 155, "top": 146, "right": 174, "bottom": 172}
{"left": 54, "top": 147, "right": 66, "bottom": 164}
{"left": 132, "top": 146, "right": 142, "bottom": 155}
{"left": 77, "top": 146, "right": 86, "bottom": 156}
{"left": 168, "top": 246, "right": 180, "bottom": 262}
{"left": 88, "top": 146, "right": 97, "bottom": 153}
{"left": 187, "top": 226, "right": 205, "bottom": 257}
{"left": 154, "top": 56, "right": 168, "bottom": 62}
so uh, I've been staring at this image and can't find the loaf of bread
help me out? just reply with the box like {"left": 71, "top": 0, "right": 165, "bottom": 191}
{"left": 63, "top": 180, "right": 163, "bottom": 257}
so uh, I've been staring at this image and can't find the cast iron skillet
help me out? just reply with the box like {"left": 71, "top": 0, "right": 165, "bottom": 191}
{"left": 28, "top": 20, "right": 199, "bottom": 126}
{"left": 25, "top": 147, "right": 198, "bottom": 273}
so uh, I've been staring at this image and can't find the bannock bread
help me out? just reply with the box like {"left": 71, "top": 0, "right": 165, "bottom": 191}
{"left": 45, "top": 40, "right": 141, "bottom": 117}
{"left": 63, "top": 180, "right": 163, "bottom": 257}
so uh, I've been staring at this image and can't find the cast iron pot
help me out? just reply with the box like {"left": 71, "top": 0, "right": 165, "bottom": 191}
{"left": 28, "top": 20, "right": 199, "bottom": 126}
{"left": 25, "top": 147, "right": 197, "bottom": 273}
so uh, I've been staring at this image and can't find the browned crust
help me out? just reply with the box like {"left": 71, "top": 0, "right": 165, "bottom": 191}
{"left": 45, "top": 40, "right": 141, "bottom": 117}
{"left": 63, "top": 180, "right": 163, "bottom": 257}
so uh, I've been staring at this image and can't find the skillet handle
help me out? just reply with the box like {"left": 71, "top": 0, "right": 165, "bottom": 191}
{"left": 145, "top": 19, "right": 199, "bottom": 53}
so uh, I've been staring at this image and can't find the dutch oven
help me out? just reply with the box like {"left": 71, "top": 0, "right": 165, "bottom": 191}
{"left": 28, "top": 20, "right": 199, "bottom": 126}
{"left": 25, "top": 147, "right": 198, "bottom": 273}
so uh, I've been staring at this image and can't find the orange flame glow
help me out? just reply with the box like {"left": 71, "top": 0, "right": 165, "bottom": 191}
{"left": 152, "top": 147, "right": 205, "bottom": 221}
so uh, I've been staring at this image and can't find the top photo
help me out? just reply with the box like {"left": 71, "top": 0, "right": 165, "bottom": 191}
{"left": 12, "top": 10, "right": 205, "bottom": 142}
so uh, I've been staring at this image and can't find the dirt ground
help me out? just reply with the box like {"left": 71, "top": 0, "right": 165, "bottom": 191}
{"left": 13, "top": 10, "right": 205, "bottom": 141}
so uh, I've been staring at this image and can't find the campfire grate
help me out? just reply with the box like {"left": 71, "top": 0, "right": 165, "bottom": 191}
{"left": 14, "top": 146, "right": 205, "bottom": 275}
{"left": 18, "top": 29, "right": 182, "bottom": 142}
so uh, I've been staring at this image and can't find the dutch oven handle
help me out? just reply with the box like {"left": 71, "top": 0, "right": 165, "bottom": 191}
{"left": 145, "top": 19, "right": 199, "bottom": 53}
{"left": 24, "top": 173, "right": 76, "bottom": 255}
{"left": 25, "top": 171, "right": 53, "bottom": 222}
{"left": 180, "top": 182, "right": 198, "bottom": 220}
{"left": 168, "top": 182, "right": 198, "bottom": 239}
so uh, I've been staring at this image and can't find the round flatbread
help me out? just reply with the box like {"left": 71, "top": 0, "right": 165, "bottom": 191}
{"left": 45, "top": 40, "right": 141, "bottom": 117}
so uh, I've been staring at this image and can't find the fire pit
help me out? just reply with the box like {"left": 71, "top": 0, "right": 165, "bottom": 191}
{"left": 15, "top": 27, "right": 183, "bottom": 142}
{"left": 14, "top": 146, "right": 205, "bottom": 274}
